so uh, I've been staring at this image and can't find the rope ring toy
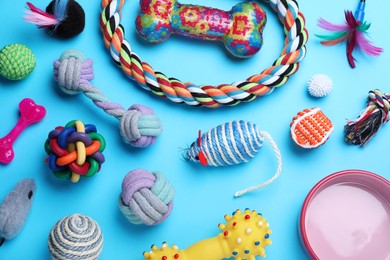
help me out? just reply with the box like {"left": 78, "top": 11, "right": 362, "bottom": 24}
{"left": 100, "top": 0, "right": 308, "bottom": 108}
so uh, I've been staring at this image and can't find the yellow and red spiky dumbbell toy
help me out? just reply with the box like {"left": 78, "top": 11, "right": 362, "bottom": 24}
{"left": 144, "top": 209, "right": 272, "bottom": 260}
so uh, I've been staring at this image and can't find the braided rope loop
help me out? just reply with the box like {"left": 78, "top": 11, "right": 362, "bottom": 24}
{"left": 100, "top": 0, "right": 308, "bottom": 108}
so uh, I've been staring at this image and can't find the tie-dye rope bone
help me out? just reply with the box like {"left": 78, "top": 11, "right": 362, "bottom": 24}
{"left": 100, "top": 0, "right": 308, "bottom": 108}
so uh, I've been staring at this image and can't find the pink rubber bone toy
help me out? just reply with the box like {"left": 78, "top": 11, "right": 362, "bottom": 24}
{"left": 135, "top": 0, "right": 267, "bottom": 58}
{"left": 0, "top": 98, "right": 46, "bottom": 164}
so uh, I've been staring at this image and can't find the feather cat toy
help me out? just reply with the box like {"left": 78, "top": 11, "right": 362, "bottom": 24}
{"left": 317, "top": 0, "right": 382, "bottom": 68}
{"left": 184, "top": 120, "right": 282, "bottom": 198}
{"left": 24, "top": 0, "right": 85, "bottom": 38}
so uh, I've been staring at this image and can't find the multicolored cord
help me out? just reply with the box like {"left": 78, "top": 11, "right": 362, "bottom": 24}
{"left": 100, "top": 0, "right": 308, "bottom": 108}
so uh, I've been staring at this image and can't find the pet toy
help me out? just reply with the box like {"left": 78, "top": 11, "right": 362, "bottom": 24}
{"left": 184, "top": 120, "right": 282, "bottom": 197}
{"left": 144, "top": 208, "right": 272, "bottom": 259}
{"left": 317, "top": 0, "right": 382, "bottom": 68}
{"left": 0, "top": 44, "right": 36, "bottom": 80}
{"left": 345, "top": 89, "right": 389, "bottom": 146}
{"left": 290, "top": 107, "right": 333, "bottom": 149}
{"left": 0, "top": 179, "right": 36, "bottom": 246}
{"left": 307, "top": 74, "right": 333, "bottom": 98}
{"left": 100, "top": 0, "right": 308, "bottom": 108}
{"left": 0, "top": 98, "right": 46, "bottom": 164}
{"left": 48, "top": 214, "right": 103, "bottom": 260}
{"left": 119, "top": 169, "right": 175, "bottom": 225}
{"left": 24, "top": 0, "right": 85, "bottom": 38}
{"left": 53, "top": 49, "right": 163, "bottom": 148}
{"left": 45, "top": 120, "right": 106, "bottom": 183}
{"left": 136, "top": 0, "right": 267, "bottom": 58}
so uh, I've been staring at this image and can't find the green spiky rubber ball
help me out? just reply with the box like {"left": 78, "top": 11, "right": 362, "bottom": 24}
{"left": 0, "top": 44, "right": 36, "bottom": 80}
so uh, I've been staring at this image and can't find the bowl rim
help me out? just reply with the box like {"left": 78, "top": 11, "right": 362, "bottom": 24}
{"left": 299, "top": 169, "right": 390, "bottom": 259}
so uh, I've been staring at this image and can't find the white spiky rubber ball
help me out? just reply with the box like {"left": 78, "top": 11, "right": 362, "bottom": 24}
{"left": 307, "top": 74, "right": 333, "bottom": 97}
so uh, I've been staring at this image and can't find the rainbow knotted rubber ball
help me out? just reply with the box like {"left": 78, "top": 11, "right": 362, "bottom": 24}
{"left": 0, "top": 44, "right": 36, "bottom": 80}
{"left": 48, "top": 214, "right": 103, "bottom": 260}
{"left": 45, "top": 120, "right": 106, "bottom": 183}
{"left": 119, "top": 169, "right": 175, "bottom": 225}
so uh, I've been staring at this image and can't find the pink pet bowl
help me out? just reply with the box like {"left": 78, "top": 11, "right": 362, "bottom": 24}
{"left": 300, "top": 170, "right": 390, "bottom": 260}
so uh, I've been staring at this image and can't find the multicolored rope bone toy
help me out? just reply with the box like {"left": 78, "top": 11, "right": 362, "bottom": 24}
{"left": 184, "top": 120, "right": 282, "bottom": 197}
{"left": 45, "top": 120, "right": 106, "bottom": 183}
{"left": 24, "top": 0, "right": 85, "bottom": 38}
{"left": 345, "top": 89, "right": 390, "bottom": 146}
{"left": 53, "top": 49, "right": 163, "bottom": 148}
{"left": 119, "top": 169, "right": 175, "bottom": 225}
{"left": 0, "top": 44, "right": 36, "bottom": 81}
{"left": 100, "top": 0, "right": 308, "bottom": 108}
{"left": 136, "top": 0, "right": 267, "bottom": 58}
{"left": 0, "top": 179, "right": 36, "bottom": 247}
{"left": 144, "top": 208, "right": 272, "bottom": 259}
{"left": 317, "top": 0, "right": 383, "bottom": 68}
{"left": 0, "top": 98, "right": 46, "bottom": 164}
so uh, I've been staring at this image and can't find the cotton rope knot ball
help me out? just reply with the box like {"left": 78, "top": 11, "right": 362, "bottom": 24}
{"left": 55, "top": 49, "right": 91, "bottom": 95}
{"left": 54, "top": 49, "right": 163, "bottom": 148}
{"left": 24, "top": 0, "right": 85, "bottom": 38}
{"left": 45, "top": 120, "right": 106, "bottom": 183}
{"left": 120, "top": 104, "right": 162, "bottom": 147}
{"left": 307, "top": 74, "right": 333, "bottom": 97}
{"left": 119, "top": 169, "right": 175, "bottom": 225}
{"left": 0, "top": 44, "right": 36, "bottom": 80}
{"left": 48, "top": 214, "right": 103, "bottom": 260}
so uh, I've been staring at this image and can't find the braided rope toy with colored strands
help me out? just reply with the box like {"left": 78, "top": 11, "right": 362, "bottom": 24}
{"left": 45, "top": 120, "right": 106, "bottom": 182}
{"left": 100, "top": 0, "right": 308, "bottom": 108}
{"left": 184, "top": 120, "right": 282, "bottom": 197}
{"left": 53, "top": 49, "right": 163, "bottom": 148}
{"left": 345, "top": 89, "right": 390, "bottom": 146}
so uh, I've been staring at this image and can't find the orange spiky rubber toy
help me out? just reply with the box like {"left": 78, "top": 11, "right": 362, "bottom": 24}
{"left": 143, "top": 209, "right": 272, "bottom": 260}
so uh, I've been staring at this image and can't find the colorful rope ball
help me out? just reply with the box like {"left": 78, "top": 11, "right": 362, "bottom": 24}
{"left": 48, "top": 214, "right": 103, "bottom": 260}
{"left": 45, "top": 120, "right": 106, "bottom": 183}
{"left": 0, "top": 44, "right": 36, "bottom": 80}
{"left": 119, "top": 169, "right": 175, "bottom": 225}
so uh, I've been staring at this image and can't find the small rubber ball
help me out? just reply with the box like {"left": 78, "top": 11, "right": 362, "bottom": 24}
{"left": 46, "top": 0, "right": 85, "bottom": 38}
{"left": 308, "top": 74, "right": 333, "bottom": 98}
{"left": 0, "top": 44, "right": 36, "bottom": 80}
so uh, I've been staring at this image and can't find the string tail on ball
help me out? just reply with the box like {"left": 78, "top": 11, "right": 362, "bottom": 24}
{"left": 234, "top": 131, "right": 282, "bottom": 198}
{"left": 345, "top": 89, "right": 390, "bottom": 146}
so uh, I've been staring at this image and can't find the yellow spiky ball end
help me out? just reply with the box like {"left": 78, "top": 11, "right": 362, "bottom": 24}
{"left": 144, "top": 242, "right": 181, "bottom": 260}
{"left": 218, "top": 208, "right": 272, "bottom": 259}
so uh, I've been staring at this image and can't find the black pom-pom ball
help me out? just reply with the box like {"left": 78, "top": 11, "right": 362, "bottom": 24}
{"left": 46, "top": 0, "right": 85, "bottom": 38}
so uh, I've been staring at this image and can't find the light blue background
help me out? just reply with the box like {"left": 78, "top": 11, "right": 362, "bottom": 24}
{"left": 1, "top": 0, "right": 389, "bottom": 259}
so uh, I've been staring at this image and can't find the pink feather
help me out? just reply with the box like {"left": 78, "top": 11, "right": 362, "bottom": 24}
{"left": 317, "top": 17, "right": 350, "bottom": 31}
{"left": 24, "top": 2, "right": 58, "bottom": 28}
{"left": 356, "top": 31, "right": 383, "bottom": 56}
